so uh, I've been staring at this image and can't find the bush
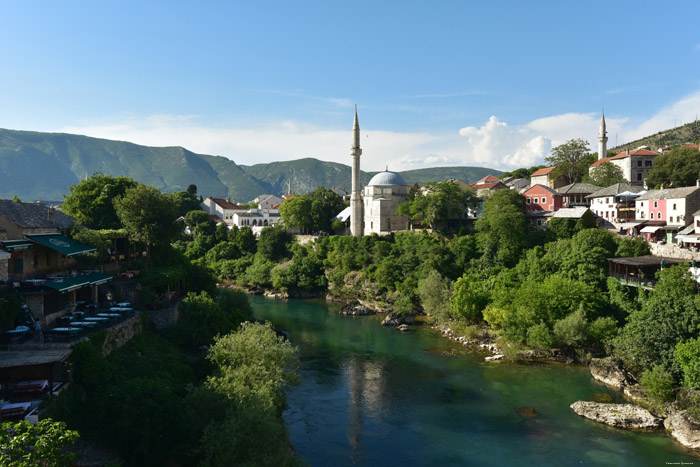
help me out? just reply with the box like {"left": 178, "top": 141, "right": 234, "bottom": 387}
{"left": 640, "top": 366, "right": 676, "bottom": 404}
{"left": 553, "top": 306, "right": 588, "bottom": 349}
{"left": 527, "top": 322, "right": 555, "bottom": 350}
{"left": 676, "top": 338, "right": 700, "bottom": 388}
{"left": 589, "top": 316, "right": 618, "bottom": 347}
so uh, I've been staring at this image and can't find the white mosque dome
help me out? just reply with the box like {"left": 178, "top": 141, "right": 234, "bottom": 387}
{"left": 367, "top": 170, "right": 406, "bottom": 187}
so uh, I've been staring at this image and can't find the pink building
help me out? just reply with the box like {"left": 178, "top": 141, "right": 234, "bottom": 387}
{"left": 523, "top": 184, "right": 563, "bottom": 212}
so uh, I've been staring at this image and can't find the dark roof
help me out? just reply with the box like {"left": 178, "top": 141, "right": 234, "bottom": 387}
{"left": 637, "top": 186, "right": 700, "bottom": 201}
{"left": 556, "top": 183, "right": 601, "bottom": 195}
{"left": 608, "top": 255, "right": 689, "bottom": 266}
{"left": 0, "top": 200, "right": 74, "bottom": 230}
{"left": 587, "top": 183, "right": 645, "bottom": 198}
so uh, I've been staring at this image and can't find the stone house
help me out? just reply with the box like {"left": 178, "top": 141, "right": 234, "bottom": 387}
{"left": 589, "top": 148, "right": 659, "bottom": 185}
{"left": 586, "top": 183, "right": 645, "bottom": 223}
{"left": 530, "top": 167, "right": 567, "bottom": 189}
{"left": 556, "top": 183, "right": 601, "bottom": 208}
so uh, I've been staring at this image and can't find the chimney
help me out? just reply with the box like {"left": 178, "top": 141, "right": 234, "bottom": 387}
{"left": 626, "top": 148, "right": 630, "bottom": 156}
{"left": 696, "top": 179, "right": 700, "bottom": 188}
{"left": 47, "top": 206, "right": 55, "bottom": 223}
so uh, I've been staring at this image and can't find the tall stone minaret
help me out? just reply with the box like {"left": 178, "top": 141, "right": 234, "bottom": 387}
{"left": 598, "top": 110, "right": 608, "bottom": 160}
{"left": 350, "top": 106, "right": 363, "bottom": 236}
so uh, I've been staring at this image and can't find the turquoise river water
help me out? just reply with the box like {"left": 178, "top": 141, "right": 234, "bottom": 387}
{"left": 251, "top": 296, "right": 698, "bottom": 466}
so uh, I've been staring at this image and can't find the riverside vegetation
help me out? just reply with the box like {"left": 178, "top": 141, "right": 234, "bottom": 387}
{"left": 180, "top": 187, "right": 700, "bottom": 430}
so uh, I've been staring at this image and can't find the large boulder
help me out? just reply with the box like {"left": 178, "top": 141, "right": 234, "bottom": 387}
{"left": 570, "top": 401, "right": 662, "bottom": 429}
{"left": 381, "top": 313, "right": 415, "bottom": 327}
{"left": 589, "top": 357, "right": 634, "bottom": 389}
{"left": 340, "top": 301, "right": 376, "bottom": 316}
{"left": 664, "top": 409, "right": 700, "bottom": 449}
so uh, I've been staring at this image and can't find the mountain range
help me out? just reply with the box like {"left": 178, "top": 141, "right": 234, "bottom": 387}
{"left": 0, "top": 128, "right": 501, "bottom": 202}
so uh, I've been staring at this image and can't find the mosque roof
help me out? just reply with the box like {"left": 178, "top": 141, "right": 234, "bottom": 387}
{"left": 368, "top": 171, "right": 407, "bottom": 186}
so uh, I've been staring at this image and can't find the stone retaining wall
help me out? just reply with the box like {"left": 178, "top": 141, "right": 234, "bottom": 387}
{"left": 148, "top": 302, "right": 181, "bottom": 329}
{"left": 649, "top": 242, "right": 700, "bottom": 261}
{"left": 102, "top": 315, "right": 143, "bottom": 357}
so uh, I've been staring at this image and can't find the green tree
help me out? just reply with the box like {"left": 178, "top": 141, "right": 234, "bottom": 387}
{"left": 0, "top": 419, "right": 79, "bottom": 467}
{"left": 586, "top": 161, "right": 626, "bottom": 187}
{"left": 476, "top": 189, "right": 530, "bottom": 266}
{"left": 62, "top": 173, "right": 138, "bottom": 229}
{"left": 451, "top": 272, "right": 491, "bottom": 322}
{"left": 279, "top": 196, "right": 313, "bottom": 232}
{"left": 546, "top": 139, "right": 591, "bottom": 184}
{"left": 257, "top": 226, "right": 292, "bottom": 262}
{"left": 309, "top": 186, "right": 346, "bottom": 233}
{"left": 171, "top": 190, "right": 202, "bottom": 217}
{"left": 646, "top": 147, "right": 700, "bottom": 188}
{"left": 676, "top": 338, "right": 700, "bottom": 388}
{"left": 114, "top": 184, "right": 179, "bottom": 268}
{"left": 397, "top": 180, "right": 477, "bottom": 229}
{"left": 613, "top": 265, "right": 700, "bottom": 374}
{"left": 418, "top": 269, "right": 453, "bottom": 324}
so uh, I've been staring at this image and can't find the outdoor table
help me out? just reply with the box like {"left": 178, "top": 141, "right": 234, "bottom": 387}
{"left": 4, "top": 327, "right": 31, "bottom": 338}
{"left": 84, "top": 317, "right": 109, "bottom": 324}
{"left": 50, "top": 327, "right": 81, "bottom": 335}
{"left": 71, "top": 321, "right": 98, "bottom": 329}
{"left": 1, "top": 402, "right": 30, "bottom": 420}
{"left": 98, "top": 313, "right": 121, "bottom": 321}
{"left": 117, "top": 302, "right": 131, "bottom": 307}
{"left": 14, "top": 380, "right": 48, "bottom": 397}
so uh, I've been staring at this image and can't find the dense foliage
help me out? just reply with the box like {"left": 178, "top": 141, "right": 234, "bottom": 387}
{"left": 279, "top": 186, "right": 346, "bottom": 233}
{"left": 0, "top": 419, "right": 79, "bottom": 466}
{"left": 645, "top": 146, "right": 700, "bottom": 188}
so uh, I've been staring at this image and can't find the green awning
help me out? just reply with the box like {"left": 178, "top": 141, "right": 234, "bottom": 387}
{"left": 1, "top": 240, "right": 34, "bottom": 252}
{"left": 44, "top": 272, "right": 112, "bottom": 293}
{"left": 26, "top": 234, "right": 96, "bottom": 257}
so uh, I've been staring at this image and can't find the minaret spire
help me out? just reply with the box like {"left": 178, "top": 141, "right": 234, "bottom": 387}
{"left": 598, "top": 109, "right": 608, "bottom": 161}
{"left": 350, "top": 105, "right": 363, "bottom": 236}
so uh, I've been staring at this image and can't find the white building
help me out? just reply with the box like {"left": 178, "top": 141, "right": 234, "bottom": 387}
{"left": 201, "top": 197, "right": 246, "bottom": 224}
{"left": 586, "top": 183, "right": 644, "bottom": 223}
{"left": 362, "top": 171, "right": 409, "bottom": 235}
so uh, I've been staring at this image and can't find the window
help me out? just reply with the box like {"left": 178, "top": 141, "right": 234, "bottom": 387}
{"left": 541, "top": 197, "right": 547, "bottom": 204}
{"left": 526, "top": 198, "right": 531, "bottom": 204}
{"left": 654, "top": 201, "right": 658, "bottom": 208}
{"left": 13, "top": 258, "right": 23, "bottom": 273}
{"left": 651, "top": 212, "right": 654, "bottom": 219}
{"left": 673, "top": 203, "right": 677, "bottom": 210}
{"left": 645, "top": 160, "right": 652, "bottom": 167}
{"left": 606, "top": 198, "right": 609, "bottom": 204}
{"left": 534, "top": 197, "right": 539, "bottom": 203}
{"left": 537, "top": 220, "right": 542, "bottom": 226}
{"left": 637, "top": 160, "right": 642, "bottom": 167}
{"left": 637, "top": 173, "right": 642, "bottom": 181}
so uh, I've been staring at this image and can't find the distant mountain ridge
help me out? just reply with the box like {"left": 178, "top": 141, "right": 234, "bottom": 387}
{"left": 0, "top": 128, "right": 501, "bottom": 202}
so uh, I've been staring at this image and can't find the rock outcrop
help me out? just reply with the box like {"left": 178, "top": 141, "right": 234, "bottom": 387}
{"left": 570, "top": 401, "right": 662, "bottom": 429}
{"left": 381, "top": 313, "right": 415, "bottom": 327}
{"left": 664, "top": 409, "right": 700, "bottom": 449}
{"left": 340, "top": 301, "right": 375, "bottom": 316}
{"left": 589, "top": 357, "right": 634, "bottom": 389}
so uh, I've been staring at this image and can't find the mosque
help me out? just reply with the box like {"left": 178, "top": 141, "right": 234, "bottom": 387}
{"left": 348, "top": 108, "right": 409, "bottom": 236}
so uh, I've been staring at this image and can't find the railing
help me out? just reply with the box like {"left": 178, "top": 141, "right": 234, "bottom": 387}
{"left": 609, "top": 273, "right": 656, "bottom": 289}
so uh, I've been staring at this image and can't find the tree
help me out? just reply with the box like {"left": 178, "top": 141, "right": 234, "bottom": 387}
{"left": 114, "top": 184, "right": 179, "bottom": 268}
{"left": 171, "top": 190, "right": 202, "bottom": 217}
{"left": 308, "top": 187, "right": 346, "bottom": 233}
{"left": 586, "top": 161, "right": 626, "bottom": 187}
{"left": 646, "top": 147, "right": 700, "bottom": 188}
{"left": 62, "top": 173, "right": 138, "bottom": 229}
{"left": 676, "top": 338, "right": 700, "bottom": 388}
{"left": 546, "top": 139, "right": 591, "bottom": 184}
{"left": 397, "top": 180, "right": 477, "bottom": 229}
{"left": 475, "top": 189, "right": 530, "bottom": 266}
{"left": 0, "top": 419, "right": 79, "bottom": 466}
{"left": 278, "top": 196, "right": 313, "bottom": 233}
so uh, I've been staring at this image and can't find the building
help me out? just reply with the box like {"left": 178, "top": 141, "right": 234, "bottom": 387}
{"left": 635, "top": 185, "right": 700, "bottom": 242}
{"left": 586, "top": 183, "right": 645, "bottom": 223}
{"left": 598, "top": 110, "right": 608, "bottom": 160}
{"left": 589, "top": 148, "right": 659, "bottom": 185}
{"left": 523, "top": 185, "right": 563, "bottom": 212}
{"left": 530, "top": 167, "right": 567, "bottom": 189}
{"left": 201, "top": 197, "right": 246, "bottom": 224}
{"left": 257, "top": 195, "right": 284, "bottom": 211}
{"left": 348, "top": 108, "right": 409, "bottom": 236}
{"left": 556, "top": 183, "right": 601, "bottom": 208}
{"left": 469, "top": 175, "right": 508, "bottom": 197}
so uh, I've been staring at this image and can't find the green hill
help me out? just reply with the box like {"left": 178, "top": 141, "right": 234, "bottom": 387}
{"left": 612, "top": 120, "right": 700, "bottom": 153}
{"left": 0, "top": 128, "right": 500, "bottom": 202}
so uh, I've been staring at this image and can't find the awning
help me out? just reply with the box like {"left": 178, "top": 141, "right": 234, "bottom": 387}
{"left": 640, "top": 226, "right": 662, "bottom": 233}
{"left": 677, "top": 235, "right": 700, "bottom": 243}
{"left": 679, "top": 224, "right": 695, "bottom": 235}
{"left": 1, "top": 240, "right": 34, "bottom": 252}
{"left": 620, "top": 222, "right": 642, "bottom": 229}
{"left": 44, "top": 272, "right": 112, "bottom": 294}
{"left": 661, "top": 225, "right": 683, "bottom": 231}
{"left": 26, "top": 234, "right": 96, "bottom": 257}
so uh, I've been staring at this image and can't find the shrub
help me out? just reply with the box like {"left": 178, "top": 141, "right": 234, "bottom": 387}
{"left": 527, "top": 322, "right": 555, "bottom": 350}
{"left": 553, "top": 306, "right": 588, "bottom": 348}
{"left": 676, "top": 338, "right": 700, "bottom": 388}
{"left": 640, "top": 366, "right": 676, "bottom": 404}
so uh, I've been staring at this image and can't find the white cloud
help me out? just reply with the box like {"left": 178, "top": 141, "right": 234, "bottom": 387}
{"left": 57, "top": 88, "right": 700, "bottom": 174}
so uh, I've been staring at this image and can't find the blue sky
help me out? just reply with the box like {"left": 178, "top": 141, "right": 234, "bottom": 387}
{"left": 2, "top": 1, "right": 700, "bottom": 171}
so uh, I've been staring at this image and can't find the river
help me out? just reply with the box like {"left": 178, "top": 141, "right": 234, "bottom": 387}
{"left": 251, "top": 296, "right": 697, "bottom": 466}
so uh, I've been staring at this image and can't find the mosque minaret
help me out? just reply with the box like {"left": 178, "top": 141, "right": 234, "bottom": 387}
{"left": 350, "top": 106, "right": 363, "bottom": 236}
{"left": 598, "top": 110, "right": 608, "bottom": 160}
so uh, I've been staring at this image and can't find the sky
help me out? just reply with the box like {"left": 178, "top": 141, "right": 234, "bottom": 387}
{"left": 2, "top": 1, "right": 700, "bottom": 171}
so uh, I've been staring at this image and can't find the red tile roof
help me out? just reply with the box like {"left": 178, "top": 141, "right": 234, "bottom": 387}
{"left": 589, "top": 148, "right": 659, "bottom": 167}
{"left": 531, "top": 167, "right": 556, "bottom": 177}
{"left": 476, "top": 174, "right": 501, "bottom": 184}
{"left": 212, "top": 198, "right": 243, "bottom": 210}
